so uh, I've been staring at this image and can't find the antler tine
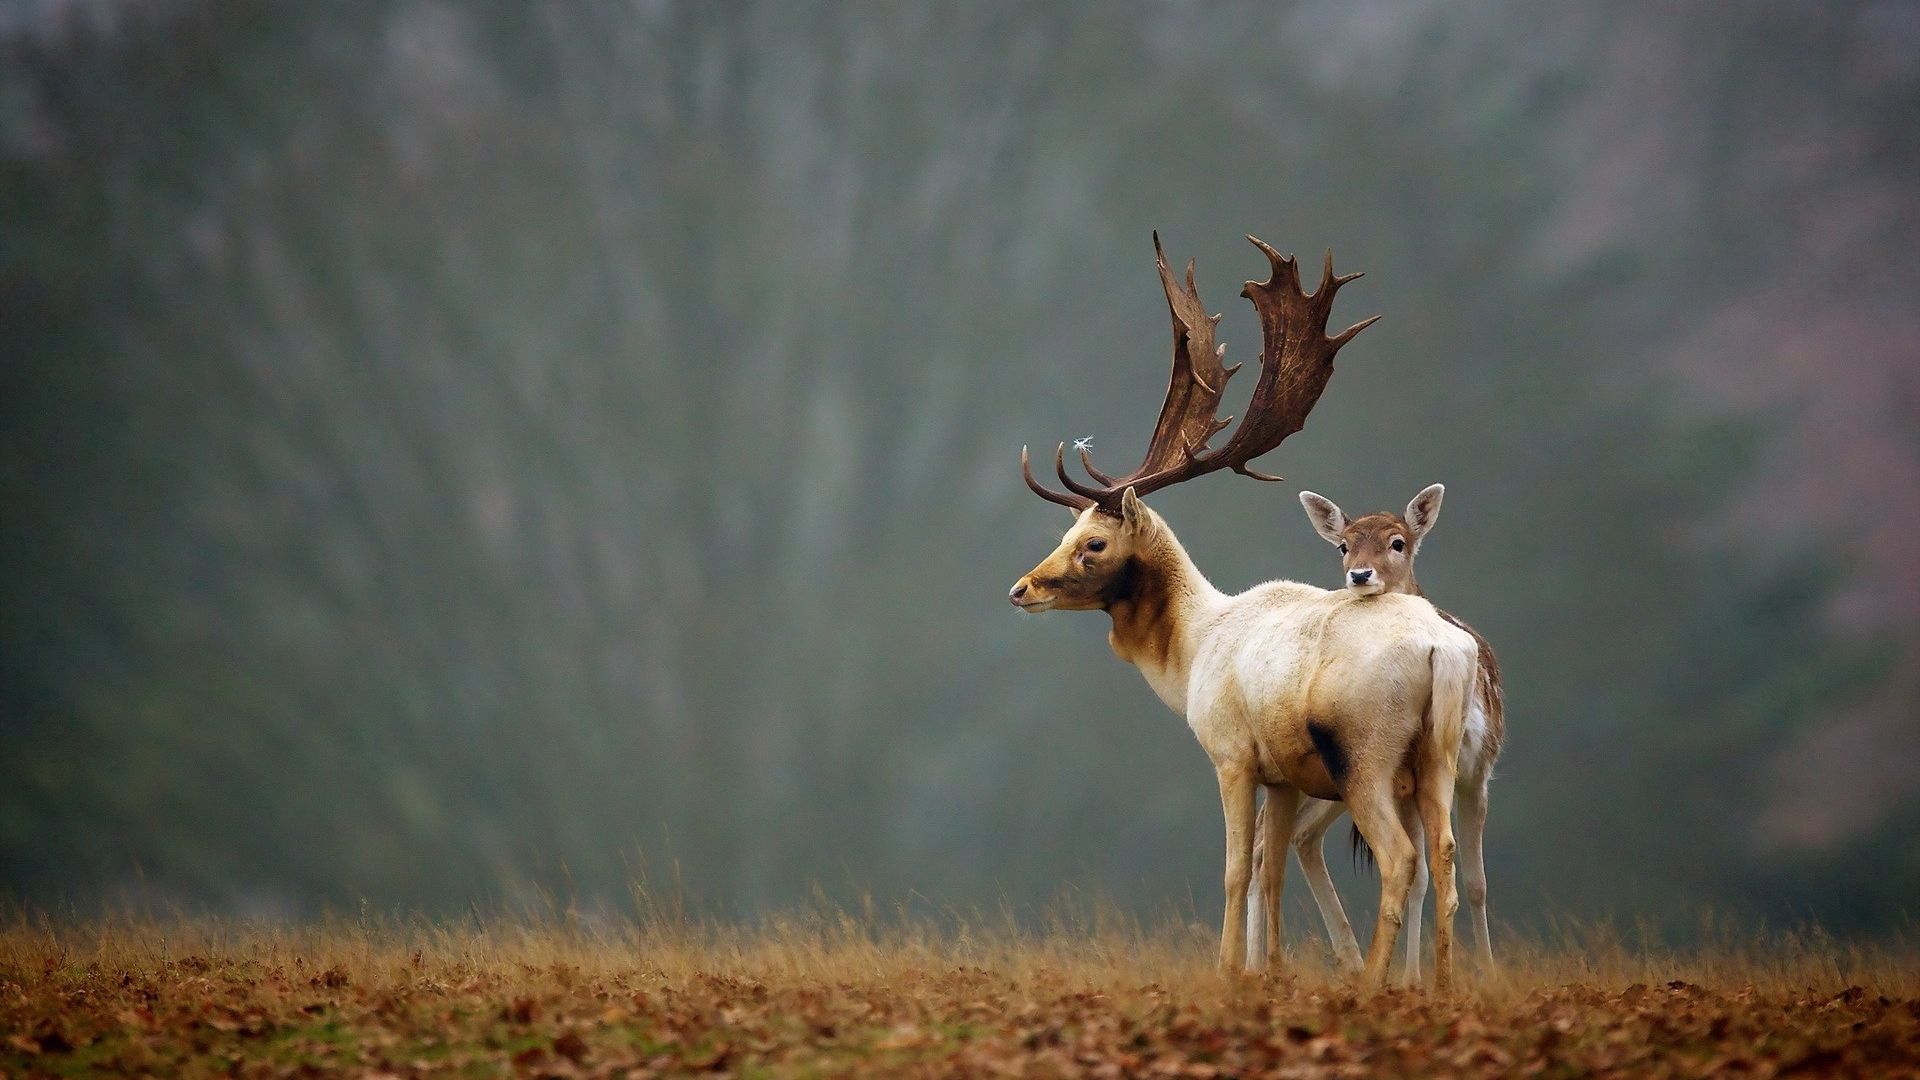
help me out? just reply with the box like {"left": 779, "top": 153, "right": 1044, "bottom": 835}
{"left": 1204, "top": 413, "right": 1283, "bottom": 481}
{"left": 1246, "top": 235, "right": 1302, "bottom": 295}
{"left": 1330, "top": 313, "right": 1382, "bottom": 347}
{"left": 1053, "top": 443, "right": 1107, "bottom": 500}
{"left": 1076, "top": 445, "right": 1117, "bottom": 486}
{"left": 1313, "top": 249, "right": 1372, "bottom": 344}
{"left": 1318, "top": 248, "right": 1365, "bottom": 298}
{"left": 1022, "top": 445, "right": 1093, "bottom": 511}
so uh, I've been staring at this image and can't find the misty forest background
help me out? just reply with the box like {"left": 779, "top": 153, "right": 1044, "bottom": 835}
{"left": 4, "top": 2, "right": 1918, "bottom": 940}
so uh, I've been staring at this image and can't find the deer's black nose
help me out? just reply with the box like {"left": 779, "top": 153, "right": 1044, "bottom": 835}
{"left": 1349, "top": 568, "right": 1373, "bottom": 585}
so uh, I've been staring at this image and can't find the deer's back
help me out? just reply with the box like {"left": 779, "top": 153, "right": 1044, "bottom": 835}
{"left": 1186, "top": 587, "right": 1475, "bottom": 792}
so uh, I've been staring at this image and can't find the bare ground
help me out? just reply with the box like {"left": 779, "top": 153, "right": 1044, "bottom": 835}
{"left": 2, "top": 914, "right": 1916, "bottom": 1077}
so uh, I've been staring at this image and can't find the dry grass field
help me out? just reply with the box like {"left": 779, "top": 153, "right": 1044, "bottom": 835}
{"left": 3, "top": 908, "right": 1917, "bottom": 1078}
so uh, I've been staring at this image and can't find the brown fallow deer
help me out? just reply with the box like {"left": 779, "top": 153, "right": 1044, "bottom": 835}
{"left": 1244, "top": 485, "right": 1506, "bottom": 982}
{"left": 1008, "top": 233, "right": 1482, "bottom": 991}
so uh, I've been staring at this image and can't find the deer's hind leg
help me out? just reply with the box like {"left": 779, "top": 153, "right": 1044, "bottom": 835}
{"left": 1257, "top": 784, "right": 1301, "bottom": 974}
{"left": 1415, "top": 751, "right": 1461, "bottom": 993}
{"left": 1341, "top": 771, "right": 1418, "bottom": 991}
{"left": 1245, "top": 807, "right": 1266, "bottom": 971}
{"left": 1458, "top": 772, "right": 1494, "bottom": 967}
{"left": 1396, "top": 796, "right": 1429, "bottom": 986}
{"left": 1291, "top": 798, "right": 1364, "bottom": 972}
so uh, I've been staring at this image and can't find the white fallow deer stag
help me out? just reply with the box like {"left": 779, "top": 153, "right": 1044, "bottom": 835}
{"left": 1007, "top": 233, "right": 1482, "bottom": 991}
{"left": 1244, "top": 484, "right": 1506, "bottom": 982}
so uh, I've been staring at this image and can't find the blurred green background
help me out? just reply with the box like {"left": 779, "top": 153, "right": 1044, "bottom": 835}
{"left": 3, "top": 1, "right": 1917, "bottom": 938}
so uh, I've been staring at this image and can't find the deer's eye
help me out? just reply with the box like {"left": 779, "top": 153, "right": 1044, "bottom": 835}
{"left": 1337, "top": 543, "right": 1348, "bottom": 555}
{"left": 1391, "top": 537, "right": 1406, "bottom": 552}
{"left": 1085, "top": 538, "right": 1107, "bottom": 553}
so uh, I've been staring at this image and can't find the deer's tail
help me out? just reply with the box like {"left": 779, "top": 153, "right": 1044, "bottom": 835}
{"left": 1426, "top": 642, "right": 1475, "bottom": 780}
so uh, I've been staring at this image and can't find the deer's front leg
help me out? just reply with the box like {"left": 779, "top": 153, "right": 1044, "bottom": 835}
{"left": 1215, "top": 763, "right": 1258, "bottom": 972}
{"left": 1458, "top": 775, "right": 1495, "bottom": 968}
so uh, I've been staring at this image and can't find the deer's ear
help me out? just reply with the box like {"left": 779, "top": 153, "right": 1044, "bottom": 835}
{"left": 1405, "top": 483, "right": 1445, "bottom": 539}
{"left": 1298, "top": 491, "right": 1349, "bottom": 545}
{"left": 1119, "top": 487, "right": 1148, "bottom": 533}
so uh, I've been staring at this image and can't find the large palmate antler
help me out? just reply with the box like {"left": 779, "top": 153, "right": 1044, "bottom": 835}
{"left": 1023, "top": 232, "right": 1379, "bottom": 513}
